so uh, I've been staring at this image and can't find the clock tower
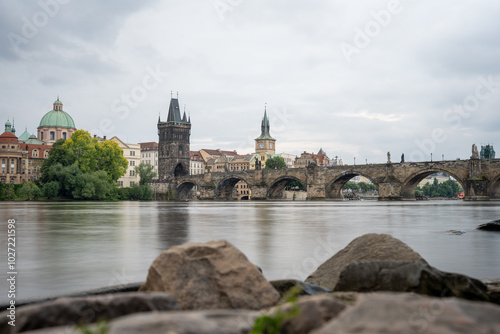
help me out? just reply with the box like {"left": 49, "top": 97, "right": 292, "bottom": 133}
{"left": 255, "top": 106, "right": 276, "bottom": 155}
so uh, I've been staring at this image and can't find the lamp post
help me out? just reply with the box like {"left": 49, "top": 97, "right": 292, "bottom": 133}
{"left": 354, "top": 157, "right": 356, "bottom": 165}
{"left": 366, "top": 159, "right": 367, "bottom": 165}
{"left": 431, "top": 153, "right": 433, "bottom": 162}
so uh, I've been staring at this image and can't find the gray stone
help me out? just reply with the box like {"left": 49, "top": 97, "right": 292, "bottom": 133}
{"left": 333, "top": 260, "right": 491, "bottom": 302}
{"left": 266, "top": 294, "right": 347, "bottom": 334}
{"left": 311, "top": 292, "right": 500, "bottom": 334}
{"left": 270, "top": 279, "right": 331, "bottom": 298}
{"left": 305, "top": 233, "right": 427, "bottom": 290}
{"left": 0, "top": 292, "right": 179, "bottom": 334}
{"left": 23, "top": 310, "right": 259, "bottom": 334}
{"left": 139, "top": 240, "right": 280, "bottom": 310}
{"left": 477, "top": 219, "right": 500, "bottom": 231}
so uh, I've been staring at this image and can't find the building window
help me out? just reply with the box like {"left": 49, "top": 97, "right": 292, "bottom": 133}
{"left": 118, "top": 181, "right": 123, "bottom": 187}
{"left": 130, "top": 170, "right": 135, "bottom": 176}
{"left": 0, "top": 179, "right": 5, "bottom": 184}
{"left": 62, "top": 132, "right": 67, "bottom": 140}
{"left": 40, "top": 132, "right": 44, "bottom": 140}
{"left": 130, "top": 181, "right": 135, "bottom": 186}
{"left": 130, "top": 151, "right": 135, "bottom": 156}
{"left": 50, "top": 132, "right": 55, "bottom": 141}
{"left": 1, "top": 159, "right": 5, "bottom": 173}
{"left": 130, "top": 161, "right": 135, "bottom": 166}
{"left": 10, "top": 178, "right": 15, "bottom": 184}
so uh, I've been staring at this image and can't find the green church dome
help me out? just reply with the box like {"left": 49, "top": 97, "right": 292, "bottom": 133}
{"left": 38, "top": 98, "right": 76, "bottom": 129}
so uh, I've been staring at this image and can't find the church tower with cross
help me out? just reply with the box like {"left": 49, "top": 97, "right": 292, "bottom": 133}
{"left": 157, "top": 92, "right": 191, "bottom": 180}
{"left": 255, "top": 105, "right": 276, "bottom": 155}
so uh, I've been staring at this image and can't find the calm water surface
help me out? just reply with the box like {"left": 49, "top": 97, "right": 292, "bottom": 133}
{"left": 1, "top": 200, "right": 500, "bottom": 303}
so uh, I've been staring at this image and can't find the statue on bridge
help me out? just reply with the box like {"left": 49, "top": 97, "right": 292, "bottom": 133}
{"left": 400, "top": 153, "right": 405, "bottom": 163}
{"left": 387, "top": 151, "right": 391, "bottom": 164}
{"left": 471, "top": 144, "right": 480, "bottom": 159}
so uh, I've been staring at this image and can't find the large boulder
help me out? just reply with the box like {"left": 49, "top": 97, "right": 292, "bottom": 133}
{"left": 334, "top": 260, "right": 491, "bottom": 302}
{"left": 139, "top": 240, "right": 280, "bottom": 310}
{"left": 311, "top": 293, "right": 500, "bottom": 334}
{"left": 477, "top": 219, "right": 500, "bottom": 231}
{"left": 0, "top": 292, "right": 179, "bottom": 334}
{"left": 305, "top": 234, "right": 427, "bottom": 290}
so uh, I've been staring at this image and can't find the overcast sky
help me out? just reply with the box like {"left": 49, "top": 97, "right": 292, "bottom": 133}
{"left": 1, "top": 0, "right": 499, "bottom": 163}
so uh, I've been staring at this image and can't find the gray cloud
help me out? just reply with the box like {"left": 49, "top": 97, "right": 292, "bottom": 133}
{"left": 1, "top": 0, "right": 499, "bottom": 164}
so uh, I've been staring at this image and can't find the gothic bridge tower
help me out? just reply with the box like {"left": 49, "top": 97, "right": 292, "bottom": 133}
{"left": 158, "top": 95, "right": 191, "bottom": 180}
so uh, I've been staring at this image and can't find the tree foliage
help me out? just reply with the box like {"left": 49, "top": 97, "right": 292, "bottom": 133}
{"left": 19, "top": 182, "right": 42, "bottom": 200}
{"left": 417, "top": 178, "right": 463, "bottom": 198}
{"left": 265, "top": 156, "right": 287, "bottom": 170}
{"left": 135, "top": 163, "right": 157, "bottom": 185}
{"left": 343, "top": 181, "right": 377, "bottom": 192}
{"left": 41, "top": 130, "right": 128, "bottom": 183}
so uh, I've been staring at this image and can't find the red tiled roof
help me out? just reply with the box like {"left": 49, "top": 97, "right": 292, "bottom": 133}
{"left": 139, "top": 142, "right": 158, "bottom": 150}
{"left": 0, "top": 131, "right": 18, "bottom": 142}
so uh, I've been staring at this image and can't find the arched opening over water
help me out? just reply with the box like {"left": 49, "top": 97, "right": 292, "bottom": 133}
{"left": 216, "top": 177, "right": 251, "bottom": 200}
{"left": 488, "top": 174, "right": 500, "bottom": 199}
{"left": 177, "top": 182, "right": 199, "bottom": 200}
{"left": 174, "top": 163, "right": 188, "bottom": 177}
{"left": 326, "top": 173, "right": 378, "bottom": 200}
{"left": 267, "top": 176, "right": 307, "bottom": 200}
{"left": 401, "top": 170, "right": 465, "bottom": 200}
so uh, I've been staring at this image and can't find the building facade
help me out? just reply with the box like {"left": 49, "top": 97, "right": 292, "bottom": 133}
{"left": 110, "top": 137, "right": 141, "bottom": 187}
{"left": 0, "top": 130, "right": 27, "bottom": 184}
{"left": 140, "top": 142, "right": 159, "bottom": 177}
{"left": 157, "top": 97, "right": 191, "bottom": 179}
{"left": 190, "top": 151, "right": 205, "bottom": 175}
{"left": 37, "top": 98, "right": 77, "bottom": 145}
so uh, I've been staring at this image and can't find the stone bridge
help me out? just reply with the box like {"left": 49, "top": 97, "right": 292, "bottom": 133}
{"left": 156, "top": 158, "right": 500, "bottom": 201}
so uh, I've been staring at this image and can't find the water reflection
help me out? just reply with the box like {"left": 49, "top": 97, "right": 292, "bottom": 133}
{"left": 156, "top": 203, "right": 190, "bottom": 250}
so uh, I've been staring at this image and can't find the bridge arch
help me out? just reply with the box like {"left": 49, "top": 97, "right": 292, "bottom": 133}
{"left": 267, "top": 176, "right": 307, "bottom": 200}
{"left": 216, "top": 176, "right": 252, "bottom": 200}
{"left": 488, "top": 174, "right": 500, "bottom": 199}
{"left": 177, "top": 181, "right": 201, "bottom": 200}
{"left": 326, "top": 172, "right": 378, "bottom": 200}
{"left": 401, "top": 169, "right": 466, "bottom": 200}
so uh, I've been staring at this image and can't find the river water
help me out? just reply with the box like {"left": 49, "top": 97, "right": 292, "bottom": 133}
{"left": 1, "top": 200, "right": 500, "bottom": 303}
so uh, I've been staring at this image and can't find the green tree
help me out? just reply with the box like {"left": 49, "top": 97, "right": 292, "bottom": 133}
{"left": 41, "top": 130, "right": 127, "bottom": 183}
{"left": 130, "top": 184, "right": 154, "bottom": 200}
{"left": 285, "top": 180, "right": 305, "bottom": 191}
{"left": 19, "top": 182, "right": 42, "bottom": 200}
{"left": 265, "top": 156, "right": 287, "bottom": 170}
{"left": 43, "top": 181, "right": 60, "bottom": 199}
{"left": 135, "top": 163, "right": 158, "bottom": 185}
{"left": 343, "top": 181, "right": 359, "bottom": 191}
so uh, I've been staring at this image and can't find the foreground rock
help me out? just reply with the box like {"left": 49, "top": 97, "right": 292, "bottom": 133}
{"left": 0, "top": 292, "right": 179, "bottom": 334}
{"left": 271, "top": 279, "right": 331, "bottom": 297}
{"left": 266, "top": 294, "right": 347, "bottom": 334}
{"left": 139, "top": 240, "right": 280, "bottom": 310}
{"left": 23, "top": 310, "right": 259, "bottom": 334}
{"left": 306, "top": 234, "right": 427, "bottom": 290}
{"left": 311, "top": 293, "right": 500, "bottom": 334}
{"left": 477, "top": 219, "right": 500, "bottom": 231}
{"left": 334, "top": 260, "right": 491, "bottom": 302}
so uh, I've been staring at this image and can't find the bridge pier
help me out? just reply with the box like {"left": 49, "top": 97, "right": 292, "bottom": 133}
{"left": 464, "top": 179, "right": 490, "bottom": 201}
{"left": 377, "top": 182, "right": 403, "bottom": 201}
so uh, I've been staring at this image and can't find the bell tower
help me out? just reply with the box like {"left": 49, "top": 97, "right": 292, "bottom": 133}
{"left": 158, "top": 93, "right": 191, "bottom": 180}
{"left": 255, "top": 105, "right": 276, "bottom": 155}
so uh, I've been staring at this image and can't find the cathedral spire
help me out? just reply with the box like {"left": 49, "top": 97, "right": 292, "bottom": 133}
{"left": 256, "top": 104, "right": 274, "bottom": 140}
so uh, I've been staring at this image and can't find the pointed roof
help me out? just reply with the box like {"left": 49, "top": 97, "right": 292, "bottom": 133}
{"left": 18, "top": 127, "right": 31, "bottom": 141}
{"left": 166, "top": 98, "right": 190, "bottom": 124}
{"left": 318, "top": 148, "right": 326, "bottom": 155}
{"left": 255, "top": 106, "right": 275, "bottom": 140}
